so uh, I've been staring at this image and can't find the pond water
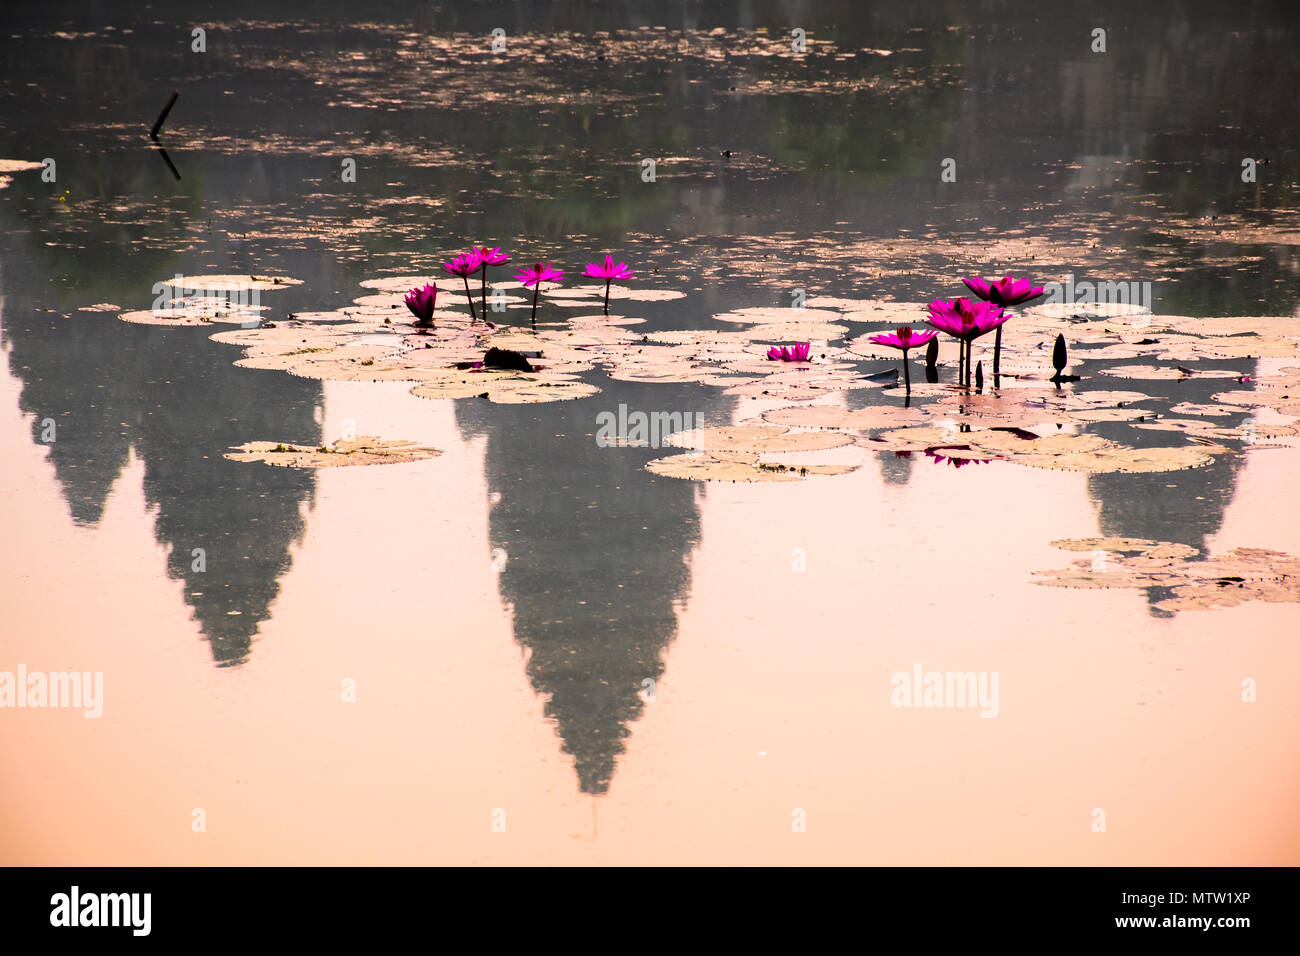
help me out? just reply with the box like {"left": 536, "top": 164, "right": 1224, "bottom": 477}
{"left": 2, "top": 1, "right": 1298, "bottom": 864}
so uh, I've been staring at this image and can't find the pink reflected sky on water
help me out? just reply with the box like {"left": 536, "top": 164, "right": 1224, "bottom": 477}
{"left": 2, "top": 369, "right": 1298, "bottom": 866}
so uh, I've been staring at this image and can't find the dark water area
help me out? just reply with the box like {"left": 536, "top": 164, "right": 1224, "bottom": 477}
{"left": 2, "top": 2, "right": 1298, "bottom": 816}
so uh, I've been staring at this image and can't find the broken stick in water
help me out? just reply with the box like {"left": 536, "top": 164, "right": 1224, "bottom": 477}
{"left": 150, "top": 91, "right": 179, "bottom": 140}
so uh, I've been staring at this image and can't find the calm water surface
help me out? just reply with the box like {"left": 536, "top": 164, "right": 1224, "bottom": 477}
{"left": 2, "top": 1, "right": 1298, "bottom": 864}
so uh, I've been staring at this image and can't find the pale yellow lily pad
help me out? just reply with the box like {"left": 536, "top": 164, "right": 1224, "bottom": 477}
{"left": 225, "top": 437, "right": 442, "bottom": 468}
{"left": 1036, "top": 540, "right": 1300, "bottom": 613}
{"left": 1098, "top": 364, "right": 1243, "bottom": 380}
{"left": 646, "top": 452, "right": 858, "bottom": 482}
{"left": 664, "top": 423, "right": 852, "bottom": 453}
{"left": 763, "top": 404, "right": 931, "bottom": 430}
{"left": 160, "top": 273, "right": 303, "bottom": 292}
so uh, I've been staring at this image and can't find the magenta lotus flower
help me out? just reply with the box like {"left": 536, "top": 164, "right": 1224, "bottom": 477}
{"left": 868, "top": 326, "right": 938, "bottom": 352}
{"left": 767, "top": 341, "right": 811, "bottom": 362}
{"left": 477, "top": 247, "right": 510, "bottom": 267}
{"left": 443, "top": 250, "right": 485, "bottom": 322}
{"left": 927, "top": 297, "right": 1008, "bottom": 389}
{"left": 961, "top": 275, "right": 1045, "bottom": 307}
{"left": 867, "top": 325, "right": 939, "bottom": 391}
{"left": 515, "top": 261, "right": 564, "bottom": 326}
{"left": 443, "top": 250, "right": 483, "bottom": 278}
{"left": 961, "top": 276, "right": 1043, "bottom": 377}
{"left": 515, "top": 261, "right": 563, "bottom": 287}
{"left": 403, "top": 282, "right": 437, "bottom": 327}
{"left": 926, "top": 297, "right": 1007, "bottom": 341}
{"left": 584, "top": 255, "right": 635, "bottom": 314}
{"left": 474, "top": 246, "right": 510, "bottom": 318}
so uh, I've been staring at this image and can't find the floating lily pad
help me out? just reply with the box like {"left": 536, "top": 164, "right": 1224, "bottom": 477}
{"left": 664, "top": 423, "right": 852, "bottom": 453}
{"left": 358, "top": 275, "right": 444, "bottom": 293}
{"left": 160, "top": 273, "right": 304, "bottom": 292}
{"left": 1049, "top": 537, "right": 1200, "bottom": 559}
{"left": 1098, "top": 364, "right": 1243, "bottom": 380}
{"left": 224, "top": 437, "right": 442, "bottom": 468}
{"left": 714, "top": 307, "right": 843, "bottom": 324}
{"left": 484, "top": 381, "right": 601, "bottom": 404}
{"left": 119, "top": 299, "right": 267, "bottom": 326}
{"left": 1036, "top": 539, "right": 1300, "bottom": 613}
{"left": 763, "top": 404, "right": 932, "bottom": 430}
{"left": 645, "top": 451, "right": 858, "bottom": 482}
{"left": 1168, "top": 402, "right": 1241, "bottom": 417}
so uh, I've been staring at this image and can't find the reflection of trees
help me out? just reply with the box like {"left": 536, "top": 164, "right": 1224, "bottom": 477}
{"left": 133, "top": 354, "right": 320, "bottom": 666}
{"left": 0, "top": 176, "right": 322, "bottom": 666}
{"left": 1, "top": 270, "right": 322, "bottom": 664}
{"left": 1079, "top": 362, "right": 1253, "bottom": 616}
{"left": 454, "top": 381, "right": 721, "bottom": 793}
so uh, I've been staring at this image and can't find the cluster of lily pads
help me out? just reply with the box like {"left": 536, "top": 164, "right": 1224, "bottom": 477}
{"left": 112, "top": 262, "right": 1300, "bottom": 486}
{"left": 403, "top": 246, "right": 635, "bottom": 328}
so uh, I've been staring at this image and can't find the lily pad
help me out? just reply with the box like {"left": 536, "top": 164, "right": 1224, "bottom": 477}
{"left": 224, "top": 437, "right": 442, "bottom": 468}
{"left": 1036, "top": 540, "right": 1300, "bottom": 613}
{"left": 645, "top": 452, "right": 858, "bottom": 482}
{"left": 664, "top": 423, "right": 852, "bottom": 453}
{"left": 160, "top": 273, "right": 304, "bottom": 292}
{"left": 763, "top": 404, "right": 932, "bottom": 430}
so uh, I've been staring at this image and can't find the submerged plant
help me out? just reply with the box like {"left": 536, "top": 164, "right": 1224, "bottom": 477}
{"left": 443, "top": 250, "right": 484, "bottom": 322}
{"left": 867, "top": 326, "right": 938, "bottom": 391}
{"left": 403, "top": 282, "right": 437, "bottom": 327}
{"left": 767, "top": 341, "right": 812, "bottom": 362}
{"left": 583, "top": 254, "right": 635, "bottom": 313}
{"left": 515, "top": 261, "right": 564, "bottom": 326}
{"left": 962, "top": 275, "right": 1045, "bottom": 376}
{"left": 475, "top": 246, "right": 510, "bottom": 319}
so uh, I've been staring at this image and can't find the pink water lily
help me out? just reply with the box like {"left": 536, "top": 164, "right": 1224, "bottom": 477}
{"left": 961, "top": 275, "right": 1045, "bottom": 307}
{"left": 584, "top": 255, "right": 635, "bottom": 314}
{"left": 961, "top": 275, "right": 1043, "bottom": 377}
{"left": 443, "top": 251, "right": 485, "bottom": 322}
{"left": 515, "top": 261, "right": 564, "bottom": 326}
{"left": 442, "top": 250, "right": 483, "bottom": 277}
{"left": 867, "top": 325, "right": 938, "bottom": 390}
{"left": 927, "top": 297, "right": 1007, "bottom": 389}
{"left": 403, "top": 282, "right": 437, "bottom": 327}
{"left": 767, "top": 341, "right": 811, "bottom": 362}
{"left": 477, "top": 247, "right": 510, "bottom": 267}
{"left": 926, "top": 297, "right": 1007, "bottom": 340}
{"left": 868, "top": 326, "right": 938, "bottom": 351}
